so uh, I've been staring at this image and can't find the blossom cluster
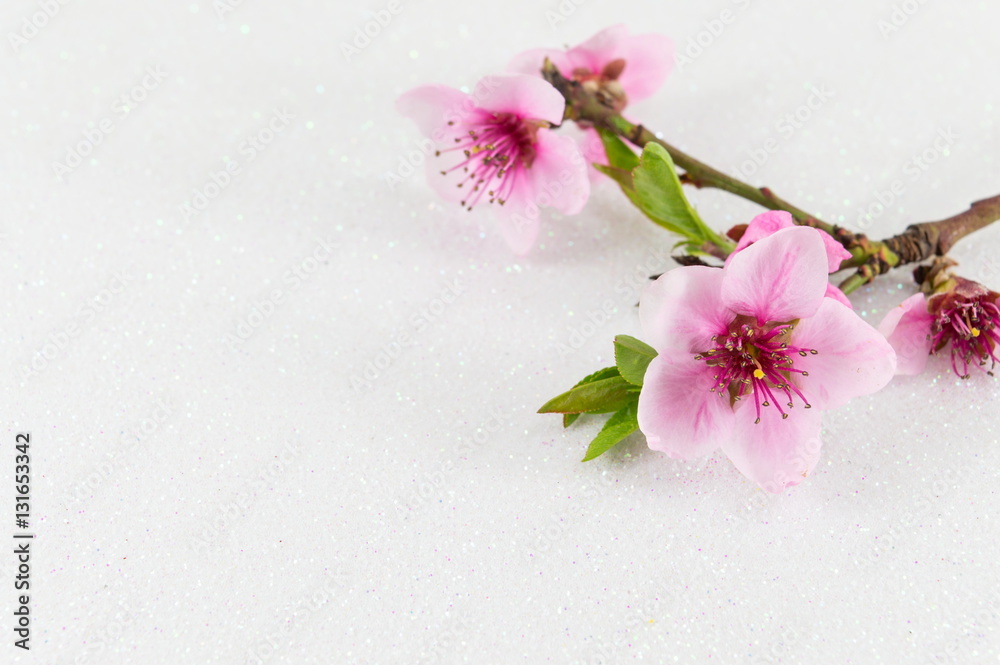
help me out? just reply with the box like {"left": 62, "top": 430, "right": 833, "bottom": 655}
{"left": 397, "top": 25, "right": 669, "bottom": 253}
{"left": 397, "top": 26, "right": 998, "bottom": 491}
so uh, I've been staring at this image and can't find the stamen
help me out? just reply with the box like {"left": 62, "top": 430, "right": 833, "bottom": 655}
{"left": 696, "top": 319, "right": 815, "bottom": 424}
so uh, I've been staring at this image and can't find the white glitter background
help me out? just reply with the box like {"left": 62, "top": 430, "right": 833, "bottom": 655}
{"left": 2, "top": 0, "right": 999, "bottom": 663}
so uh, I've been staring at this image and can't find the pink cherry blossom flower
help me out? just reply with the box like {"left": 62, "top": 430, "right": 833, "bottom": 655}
{"left": 396, "top": 74, "right": 590, "bottom": 254}
{"left": 879, "top": 278, "right": 1000, "bottom": 378}
{"left": 508, "top": 25, "right": 673, "bottom": 176}
{"left": 508, "top": 24, "right": 673, "bottom": 108}
{"left": 726, "top": 210, "right": 854, "bottom": 308}
{"left": 638, "top": 226, "right": 896, "bottom": 492}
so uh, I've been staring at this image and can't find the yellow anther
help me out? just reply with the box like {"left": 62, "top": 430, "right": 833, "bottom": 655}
{"left": 972, "top": 328, "right": 981, "bottom": 337}
{"left": 752, "top": 368, "right": 765, "bottom": 379}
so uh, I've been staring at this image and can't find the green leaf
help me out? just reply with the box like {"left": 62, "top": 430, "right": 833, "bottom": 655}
{"left": 538, "top": 373, "right": 637, "bottom": 415}
{"left": 575, "top": 365, "right": 621, "bottom": 385}
{"left": 614, "top": 335, "right": 658, "bottom": 386}
{"left": 630, "top": 142, "right": 712, "bottom": 242}
{"left": 592, "top": 164, "right": 634, "bottom": 190}
{"left": 558, "top": 366, "right": 621, "bottom": 428}
{"left": 597, "top": 128, "right": 640, "bottom": 171}
{"left": 582, "top": 401, "right": 640, "bottom": 462}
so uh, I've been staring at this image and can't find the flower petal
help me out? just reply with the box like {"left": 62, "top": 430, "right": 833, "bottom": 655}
{"left": 825, "top": 283, "right": 853, "bottom": 309}
{"left": 723, "top": 400, "right": 823, "bottom": 493}
{"left": 721, "top": 226, "right": 829, "bottom": 323}
{"left": 495, "top": 199, "right": 540, "bottom": 255}
{"left": 638, "top": 351, "right": 735, "bottom": 460}
{"left": 475, "top": 74, "right": 565, "bottom": 125}
{"left": 877, "top": 293, "right": 934, "bottom": 375}
{"left": 489, "top": 130, "right": 591, "bottom": 254}
{"left": 523, "top": 130, "right": 591, "bottom": 215}
{"left": 819, "top": 231, "right": 852, "bottom": 273}
{"left": 396, "top": 84, "right": 475, "bottom": 140}
{"left": 790, "top": 298, "right": 897, "bottom": 410}
{"left": 726, "top": 211, "right": 795, "bottom": 266}
{"left": 506, "top": 48, "right": 574, "bottom": 80}
{"left": 615, "top": 33, "right": 674, "bottom": 102}
{"left": 639, "top": 266, "right": 731, "bottom": 353}
{"left": 565, "top": 24, "right": 630, "bottom": 73}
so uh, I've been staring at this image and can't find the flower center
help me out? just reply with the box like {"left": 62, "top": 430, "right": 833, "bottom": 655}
{"left": 572, "top": 60, "right": 628, "bottom": 113}
{"left": 437, "top": 113, "right": 541, "bottom": 211}
{"left": 931, "top": 298, "right": 1000, "bottom": 378}
{"left": 694, "top": 316, "right": 816, "bottom": 424}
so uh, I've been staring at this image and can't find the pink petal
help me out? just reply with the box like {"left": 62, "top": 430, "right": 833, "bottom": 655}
{"left": 726, "top": 211, "right": 851, "bottom": 274}
{"left": 721, "top": 226, "right": 828, "bottom": 324}
{"left": 825, "top": 283, "right": 853, "bottom": 309}
{"left": 877, "top": 293, "right": 934, "bottom": 375}
{"left": 396, "top": 84, "right": 476, "bottom": 141}
{"left": 723, "top": 399, "right": 824, "bottom": 493}
{"left": 790, "top": 298, "right": 897, "bottom": 410}
{"left": 420, "top": 154, "right": 466, "bottom": 204}
{"left": 565, "top": 24, "right": 630, "bottom": 73}
{"left": 506, "top": 48, "right": 574, "bottom": 80}
{"left": 496, "top": 196, "right": 540, "bottom": 255}
{"left": 615, "top": 33, "right": 674, "bottom": 102}
{"left": 639, "top": 266, "right": 731, "bottom": 353}
{"left": 523, "top": 130, "right": 591, "bottom": 215}
{"left": 638, "top": 351, "right": 735, "bottom": 460}
{"left": 475, "top": 74, "right": 565, "bottom": 125}
{"left": 490, "top": 163, "right": 539, "bottom": 255}
{"left": 491, "top": 130, "right": 590, "bottom": 254}
{"left": 727, "top": 211, "right": 795, "bottom": 265}
{"left": 580, "top": 126, "right": 614, "bottom": 180}
{"left": 819, "top": 230, "right": 852, "bottom": 273}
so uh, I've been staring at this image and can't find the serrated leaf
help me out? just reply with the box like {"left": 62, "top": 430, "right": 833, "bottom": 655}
{"left": 575, "top": 365, "right": 620, "bottom": 385}
{"left": 614, "top": 335, "right": 658, "bottom": 386}
{"left": 630, "top": 142, "right": 711, "bottom": 241}
{"left": 581, "top": 401, "right": 640, "bottom": 462}
{"left": 538, "top": 375, "right": 637, "bottom": 415}
{"left": 558, "top": 366, "right": 620, "bottom": 428}
{"left": 597, "top": 128, "right": 640, "bottom": 171}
